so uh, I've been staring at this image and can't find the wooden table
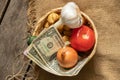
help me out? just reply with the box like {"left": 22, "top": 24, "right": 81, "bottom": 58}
{"left": 0, "top": 0, "right": 28, "bottom": 79}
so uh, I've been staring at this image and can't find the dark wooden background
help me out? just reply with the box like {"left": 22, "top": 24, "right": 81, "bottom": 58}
{"left": 0, "top": 0, "right": 28, "bottom": 79}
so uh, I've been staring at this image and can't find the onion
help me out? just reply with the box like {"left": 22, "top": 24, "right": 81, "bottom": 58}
{"left": 57, "top": 46, "right": 78, "bottom": 68}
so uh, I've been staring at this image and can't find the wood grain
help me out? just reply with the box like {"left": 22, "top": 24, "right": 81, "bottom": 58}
{"left": 0, "top": 0, "right": 28, "bottom": 79}
{"left": 0, "top": 0, "right": 9, "bottom": 23}
{"left": 0, "top": 0, "right": 8, "bottom": 16}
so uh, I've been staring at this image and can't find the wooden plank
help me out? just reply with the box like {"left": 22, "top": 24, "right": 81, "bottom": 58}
{"left": 0, "top": 0, "right": 9, "bottom": 24}
{"left": 0, "top": 0, "right": 8, "bottom": 16}
{"left": 0, "top": 0, "right": 28, "bottom": 80}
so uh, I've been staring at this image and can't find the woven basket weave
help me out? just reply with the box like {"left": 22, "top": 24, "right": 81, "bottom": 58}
{"left": 31, "top": 7, "right": 98, "bottom": 76}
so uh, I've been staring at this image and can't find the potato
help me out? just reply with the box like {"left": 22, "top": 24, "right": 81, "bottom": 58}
{"left": 62, "top": 36, "right": 70, "bottom": 42}
{"left": 47, "top": 12, "right": 60, "bottom": 24}
{"left": 63, "top": 25, "right": 71, "bottom": 31}
{"left": 63, "top": 30, "right": 72, "bottom": 37}
{"left": 44, "top": 22, "right": 50, "bottom": 28}
{"left": 57, "top": 25, "right": 64, "bottom": 33}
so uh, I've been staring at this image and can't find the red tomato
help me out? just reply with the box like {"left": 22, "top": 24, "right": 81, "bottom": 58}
{"left": 70, "top": 25, "right": 95, "bottom": 52}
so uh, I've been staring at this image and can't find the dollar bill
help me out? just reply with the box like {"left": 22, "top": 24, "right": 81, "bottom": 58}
{"left": 32, "top": 26, "right": 64, "bottom": 64}
{"left": 24, "top": 26, "right": 84, "bottom": 76}
{"left": 24, "top": 44, "right": 59, "bottom": 74}
{"left": 25, "top": 44, "right": 46, "bottom": 65}
{"left": 24, "top": 45, "right": 82, "bottom": 76}
{"left": 31, "top": 26, "right": 79, "bottom": 75}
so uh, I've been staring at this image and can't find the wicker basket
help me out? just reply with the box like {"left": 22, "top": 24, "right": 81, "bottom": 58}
{"left": 32, "top": 7, "right": 98, "bottom": 76}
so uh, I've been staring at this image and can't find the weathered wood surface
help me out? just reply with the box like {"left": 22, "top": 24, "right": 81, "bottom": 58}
{"left": 0, "top": 0, "right": 28, "bottom": 80}
{"left": 0, "top": 0, "right": 8, "bottom": 17}
{"left": 0, "top": 0, "right": 9, "bottom": 23}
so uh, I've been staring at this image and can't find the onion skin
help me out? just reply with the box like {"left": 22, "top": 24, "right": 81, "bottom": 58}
{"left": 57, "top": 46, "right": 78, "bottom": 68}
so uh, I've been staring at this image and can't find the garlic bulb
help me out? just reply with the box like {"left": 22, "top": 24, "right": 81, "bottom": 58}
{"left": 52, "top": 2, "right": 82, "bottom": 29}
{"left": 61, "top": 2, "right": 82, "bottom": 28}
